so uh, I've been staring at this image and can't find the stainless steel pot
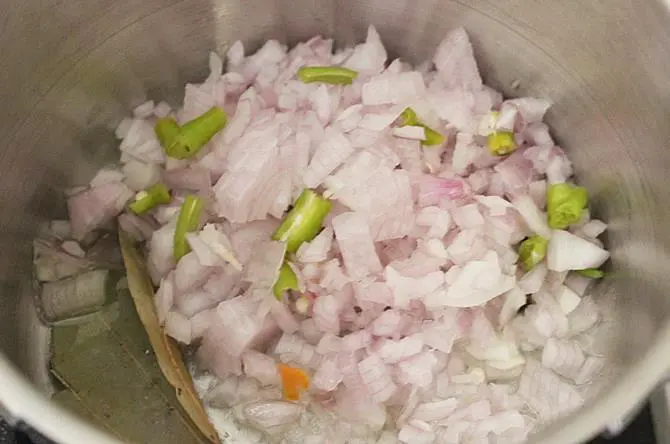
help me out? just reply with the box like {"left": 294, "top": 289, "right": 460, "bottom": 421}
{"left": 1, "top": 0, "right": 670, "bottom": 443}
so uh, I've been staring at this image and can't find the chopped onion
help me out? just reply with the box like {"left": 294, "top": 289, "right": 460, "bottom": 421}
{"left": 48, "top": 27, "right": 613, "bottom": 444}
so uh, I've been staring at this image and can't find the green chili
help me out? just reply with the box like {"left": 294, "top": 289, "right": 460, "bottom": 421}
{"left": 128, "top": 183, "right": 171, "bottom": 214}
{"left": 547, "top": 183, "right": 589, "bottom": 229}
{"left": 518, "top": 235, "right": 549, "bottom": 272}
{"left": 173, "top": 195, "right": 204, "bottom": 261}
{"left": 272, "top": 189, "right": 332, "bottom": 253}
{"left": 157, "top": 107, "right": 227, "bottom": 160}
{"left": 273, "top": 263, "right": 300, "bottom": 300}
{"left": 297, "top": 66, "right": 359, "bottom": 85}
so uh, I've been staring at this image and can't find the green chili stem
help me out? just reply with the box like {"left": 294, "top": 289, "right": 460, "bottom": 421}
{"left": 272, "top": 189, "right": 332, "bottom": 253}
{"left": 297, "top": 66, "right": 359, "bottom": 85}
{"left": 173, "top": 195, "right": 204, "bottom": 261}
{"left": 128, "top": 183, "right": 171, "bottom": 214}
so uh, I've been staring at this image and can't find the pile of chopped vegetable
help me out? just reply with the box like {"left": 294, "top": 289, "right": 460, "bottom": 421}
{"left": 49, "top": 26, "right": 612, "bottom": 444}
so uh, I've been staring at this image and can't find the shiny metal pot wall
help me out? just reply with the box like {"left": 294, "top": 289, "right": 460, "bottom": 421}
{"left": 1, "top": 0, "right": 670, "bottom": 443}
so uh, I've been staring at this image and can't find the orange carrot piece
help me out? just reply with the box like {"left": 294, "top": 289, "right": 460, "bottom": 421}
{"left": 277, "top": 364, "right": 310, "bottom": 401}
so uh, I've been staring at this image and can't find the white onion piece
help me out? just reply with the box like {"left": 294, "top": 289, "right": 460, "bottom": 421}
{"left": 421, "top": 310, "right": 461, "bottom": 353}
{"left": 186, "top": 232, "right": 222, "bottom": 267}
{"left": 574, "top": 355, "right": 606, "bottom": 385}
{"left": 433, "top": 27, "right": 482, "bottom": 90}
{"left": 445, "top": 399, "right": 492, "bottom": 423}
{"left": 122, "top": 160, "right": 160, "bottom": 191}
{"left": 204, "top": 293, "right": 279, "bottom": 359}
{"left": 412, "top": 398, "right": 459, "bottom": 422}
{"left": 377, "top": 336, "right": 424, "bottom": 363}
{"left": 61, "top": 240, "right": 85, "bottom": 258}
{"left": 303, "top": 126, "right": 354, "bottom": 188}
{"left": 353, "top": 280, "right": 394, "bottom": 306}
{"left": 547, "top": 229, "right": 610, "bottom": 272}
{"left": 564, "top": 272, "right": 595, "bottom": 296}
{"left": 244, "top": 240, "right": 286, "bottom": 288}
{"left": 518, "top": 262, "right": 548, "bottom": 295}
{"left": 392, "top": 125, "right": 426, "bottom": 141}
{"left": 296, "top": 227, "right": 333, "bottom": 263}
{"left": 474, "top": 410, "right": 526, "bottom": 437}
{"left": 452, "top": 204, "right": 485, "bottom": 229}
{"left": 362, "top": 71, "right": 426, "bottom": 106}
{"left": 370, "top": 309, "right": 410, "bottom": 338}
{"left": 341, "top": 330, "right": 372, "bottom": 351}
{"left": 154, "top": 275, "right": 174, "bottom": 325}
{"left": 358, "top": 353, "right": 397, "bottom": 402}
{"left": 568, "top": 296, "right": 601, "bottom": 335}
{"left": 541, "top": 337, "right": 586, "bottom": 381}
{"left": 312, "top": 357, "right": 343, "bottom": 392}
{"left": 242, "top": 350, "right": 280, "bottom": 386}
{"left": 385, "top": 266, "right": 443, "bottom": 308}
{"left": 517, "top": 359, "right": 583, "bottom": 422}
{"left": 554, "top": 285, "right": 582, "bottom": 314}
{"left": 165, "top": 310, "right": 192, "bottom": 344}
{"left": 68, "top": 182, "right": 133, "bottom": 240}
{"left": 274, "top": 333, "right": 320, "bottom": 369}
{"left": 147, "top": 220, "right": 176, "bottom": 282}
{"left": 174, "top": 252, "right": 214, "bottom": 293}
{"left": 299, "top": 318, "right": 323, "bottom": 345}
{"left": 415, "top": 206, "right": 452, "bottom": 239}
{"left": 577, "top": 219, "right": 608, "bottom": 239}
{"left": 376, "top": 430, "right": 400, "bottom": 444}
{"left": 499, "top": 286, "right": 527, "bottom": 326}
{"left": 332, "top": 212, "right": 382, "bottom": 279}
{"left": 430, "top": 251, "right": 515, "bottom": 308}
{"left": 115, "top": 118, "right": 133, "bottom": 140}
{"left": 243, "top": 401, "right": 303, "bottom": 430}
{"left": 512, "top": 195, "right": 551, "bottom": 239}
{"left": 268, "top": 297, "right": 300, "bottom": 334}
{"left": 175, "top": 289, "right": 220, "bottom": 318}
{"left": 505, "top": 98, "right": 552, "bottom": 124}
{"left": 312, "top": 293, "right": 341, "bottom": 334}
{"left": 398, "top": 421, "right": 435, "bottom": 444}
{"left": 396, "top": 351, "right": 438, "bottom": 387}
{"left": 90, "top": 168, "right": 125, "bottom": 188}
{"left": 343, "top": 25, "right": 387, "bottom": 75}
{"left": 191, "top": 308, "right": 214, "bottom": 339}
{"left": 118, "top": 213, "right": 156, "bottom": 241}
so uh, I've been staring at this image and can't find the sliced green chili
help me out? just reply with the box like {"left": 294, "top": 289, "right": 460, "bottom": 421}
{"left": 518, "top": 235, "right": 549, "bottom": 272}
{"left": 422, "top": 126, "right": 446, "bottom": 146}
{"left": 397, "top": 107, "right": 445, "bottom": 147}
{"left": 398, "top": 107, "right": 420, "bottom": 126}
{"left": 173, "top": 195, "right": 204, "bottom": 261}
{"left": 154, "top": 117, "right": 180, "bottom": 149}
{"left": 488, "top": 131, "right": 517, "bottom": 156}
{"left": 547, "top": 183, "right": 589, "bottom": 229}
{"left": 297, "top": 66, "right": 359, "bottom": 85}
{"left": 128, "top": 183, "right": 171, "bottom": 214}
{"left": 272, "top": 189, "right": 332, "bottom": 253}
{"left": 576, "top": 268, "right": 605, "bottom": 279}
{"left": 157, "top": 107, "right": 228, "bottom": 160}
{"left": 273, "top": 263, "right": 300, "bottom": 300}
